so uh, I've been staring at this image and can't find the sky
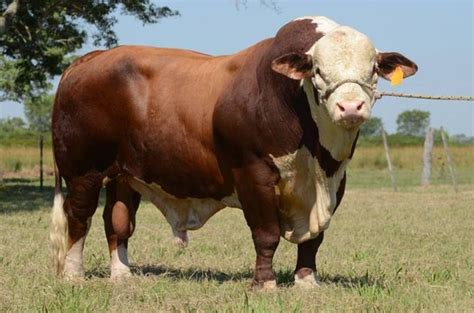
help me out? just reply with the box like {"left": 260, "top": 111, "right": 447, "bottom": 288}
{"left": 0, "top": 0, "right": 473, "bottom": 135}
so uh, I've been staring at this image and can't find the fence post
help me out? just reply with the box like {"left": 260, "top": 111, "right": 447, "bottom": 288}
{"left": 421, "top": 127, "right": 434, "bottom": 186}
{"left": 40, "top": 134, "right": 43, "bottom": 191}
{"left": 381, "top": 126, "right": 397, "bottom": 192}
{"left": 440, "top": 127, "right": 458, "bottom": 192}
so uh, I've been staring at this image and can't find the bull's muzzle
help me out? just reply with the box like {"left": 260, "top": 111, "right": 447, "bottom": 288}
{"left": 336, "top": 100, "right": 366, "bottom": 127}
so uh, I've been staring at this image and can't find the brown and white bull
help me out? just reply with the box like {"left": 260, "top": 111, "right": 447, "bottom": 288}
{"left": 50, "top": 16, "right": 417, "bottom": 288}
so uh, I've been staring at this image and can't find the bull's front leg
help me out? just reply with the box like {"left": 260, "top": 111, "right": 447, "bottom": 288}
{"left": 234, "top": 159, "right": 281, "bottom": 289}
{"left": 294, "top": 232, "right": 324, "bottom": 288}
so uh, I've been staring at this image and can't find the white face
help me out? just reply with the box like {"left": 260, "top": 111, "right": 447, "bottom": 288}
{"left": 311, "top": 26, "right": 378, "bottom": 130}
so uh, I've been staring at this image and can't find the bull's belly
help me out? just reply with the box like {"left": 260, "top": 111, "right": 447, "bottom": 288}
{"left": 272, "top": 147, "right": 348, "bottom": 244}
{"left": 127, "top": 177, "right": 241, "bottom": 233}
{"left": 125, "top": 147, "right": 347, "bottom": 245}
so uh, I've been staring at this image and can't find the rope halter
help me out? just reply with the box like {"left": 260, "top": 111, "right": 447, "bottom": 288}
{"left": 311, "top": 66, "right": 378, "bottom": 104}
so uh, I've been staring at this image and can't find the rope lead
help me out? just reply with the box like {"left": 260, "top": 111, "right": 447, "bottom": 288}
{"left": 375, "top": 91, "right": 474, "bottom": 101}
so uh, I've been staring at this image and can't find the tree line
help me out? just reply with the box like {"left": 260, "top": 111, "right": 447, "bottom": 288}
{"left": 1, "top": 1, "right": 472, "bottom": 146}
{"left": 359, "top": 110, "right": 474, "bottom": 146}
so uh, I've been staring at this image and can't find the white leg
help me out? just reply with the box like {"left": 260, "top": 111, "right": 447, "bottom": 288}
{"left": 63, "top": 236, "right": 86, "bottom": 279}
{"left": 110, "top": 242, "right": 131, "bottom": 280}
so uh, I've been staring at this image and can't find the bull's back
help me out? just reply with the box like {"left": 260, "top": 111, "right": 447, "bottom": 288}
{"left": 55, "top": 46, "right": 231, "bottom": 139}
{"left": 53, "top": 45, "right": 244, "bottom": 197}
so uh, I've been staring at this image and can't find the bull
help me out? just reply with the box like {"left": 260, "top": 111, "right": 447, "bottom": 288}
{"left": 50, "top": 16, "right": 417, "bottom": 288}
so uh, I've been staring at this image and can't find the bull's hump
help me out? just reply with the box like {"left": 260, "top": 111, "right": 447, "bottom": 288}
{"left": 293, "top": 16, "right": 340, "bottom": 35}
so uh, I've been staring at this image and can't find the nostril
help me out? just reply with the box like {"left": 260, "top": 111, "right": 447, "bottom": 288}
{"left": 356, "top": 101, "right": 365, "bottom": 111}
{"left": 337, "top": 103, "right": 345, "bottom": 112}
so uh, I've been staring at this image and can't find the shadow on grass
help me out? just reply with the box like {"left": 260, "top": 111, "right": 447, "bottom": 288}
{"left": 321, "top": 272, "right": 388, "bottom": 290}
{"left": 0, "top": 179, "right": 54, "bottom": 213}
{"left": 137, "top": 264, "right": 254, "bottom": 283}
{"left": 277, "top": 270, "right": 388, "bottom": 289}
{"left": 85, "top": 264, "right": 254, "bottom": 283}
{"left": 86, "top": 265, "right": 387, "bottom": 290}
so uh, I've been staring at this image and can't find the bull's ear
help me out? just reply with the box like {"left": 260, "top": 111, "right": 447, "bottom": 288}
{"left": 377, "top": 52, "right": 418, "bottom": 81}
{"left": 271, "top": 53, "right": 313, "bottom": 80}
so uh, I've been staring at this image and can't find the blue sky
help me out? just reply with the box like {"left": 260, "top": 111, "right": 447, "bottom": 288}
{"left": 0, "top": 0, "right": 472, "bottom": 135}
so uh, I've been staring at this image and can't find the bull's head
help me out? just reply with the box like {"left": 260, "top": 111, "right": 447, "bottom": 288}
{"left": 271, "top": 16, "right": 418, "bottom": 133}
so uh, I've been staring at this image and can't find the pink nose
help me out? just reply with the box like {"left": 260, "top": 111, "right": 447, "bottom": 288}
{"left": 336, "top": 100, "right": 365, "bottom": 124}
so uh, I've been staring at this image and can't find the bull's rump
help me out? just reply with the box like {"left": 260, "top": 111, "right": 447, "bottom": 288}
{"left": 53, "top": 46, "right": 240, "bottom": 199}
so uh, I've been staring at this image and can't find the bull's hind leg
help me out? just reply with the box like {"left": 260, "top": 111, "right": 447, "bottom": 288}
{"left": 294, "top": 232, "right": 324, "bottom": 288}
{"left": 103, "top": 178, "right": 141, "bottom": 280}
{"left": 63, "top": 172, "right": 102, "bottom": 278}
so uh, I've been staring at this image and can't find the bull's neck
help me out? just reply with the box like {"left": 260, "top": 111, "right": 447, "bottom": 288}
{"left": 255, "top": 56, "right": 357, "bottom": 176}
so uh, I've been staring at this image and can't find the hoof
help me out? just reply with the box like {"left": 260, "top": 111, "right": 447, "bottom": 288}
{"left": 294, "top": 272, "right": 321, "bottom": 288}
{"left": 252, "top": 280, "right": 277, "bottom": 291}
{"left": 63, "top": 268, "right": 85, "bottom": 281}
{"left": 111, "top": 267, "right": 132, "bottom": 281}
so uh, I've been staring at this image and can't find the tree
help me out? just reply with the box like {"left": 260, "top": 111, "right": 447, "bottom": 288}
{"left": 396, "top": 110, "right": 430, "bottom": 137}
{"left": 0, "top": 116, "right": 25, "bottom": 133}
{"left": 24, "top": 93, "right": 54, "bottom": 133}
{"left": 0, "top": 0, "right": 179, "bottom": 101}
{"left": 360, "top": 117, "right": 383, "bottom": 137}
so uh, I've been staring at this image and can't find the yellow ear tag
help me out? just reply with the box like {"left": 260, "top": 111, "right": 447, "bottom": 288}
{"left": 391, "top": 66, "right": 404, "bottom": 86}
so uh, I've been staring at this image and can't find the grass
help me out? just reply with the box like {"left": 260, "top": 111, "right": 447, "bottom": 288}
{"left": 348, "top": 145, "right": 474, "bottom": 187}
{"left": 1, "top": 145, "right": 473, "bottom": 311}
{"left": 0, "top": 175, "right": 473, "bottom": 312}
{"left": 0, "top": 146, "right": 54, "bottom": 177}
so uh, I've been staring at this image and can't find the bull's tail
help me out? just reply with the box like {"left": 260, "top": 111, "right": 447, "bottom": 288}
{"left": 50, "top": 158, "right": 68, "bottom": 276}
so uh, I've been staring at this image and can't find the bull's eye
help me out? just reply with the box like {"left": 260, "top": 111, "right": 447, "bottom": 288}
{"left": 314, "top": 68, "right": 329, "bottom": 87}
{"left": 314, "top": 73, "right": 327, "bottom": 90}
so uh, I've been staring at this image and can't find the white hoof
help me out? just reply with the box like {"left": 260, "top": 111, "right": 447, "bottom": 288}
{"left": 63, "top": 268, "right": 85, "bottom": 281}
{"left": 263, "top": 280, "right": 277, "bottom": 289}
{"left": 255, "top": 280, "right": 277, "bottom": 291}
{"left": 111, "top": 267, "right": 132, "bottom": 281}
{"left": 294, "top": 272, "right": 321, "bottom": 288}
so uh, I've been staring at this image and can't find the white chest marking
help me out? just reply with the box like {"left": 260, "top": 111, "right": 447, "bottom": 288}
{"left": 127, "top": 177, "right": 241, "bottom": 234}
{"left": 271, "top": 147, "right": 348, "bottom": 243}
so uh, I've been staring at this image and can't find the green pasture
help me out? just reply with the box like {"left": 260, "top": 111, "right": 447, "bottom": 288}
{"left": 0, "top": 146, "right": 473, "bottom": 312}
